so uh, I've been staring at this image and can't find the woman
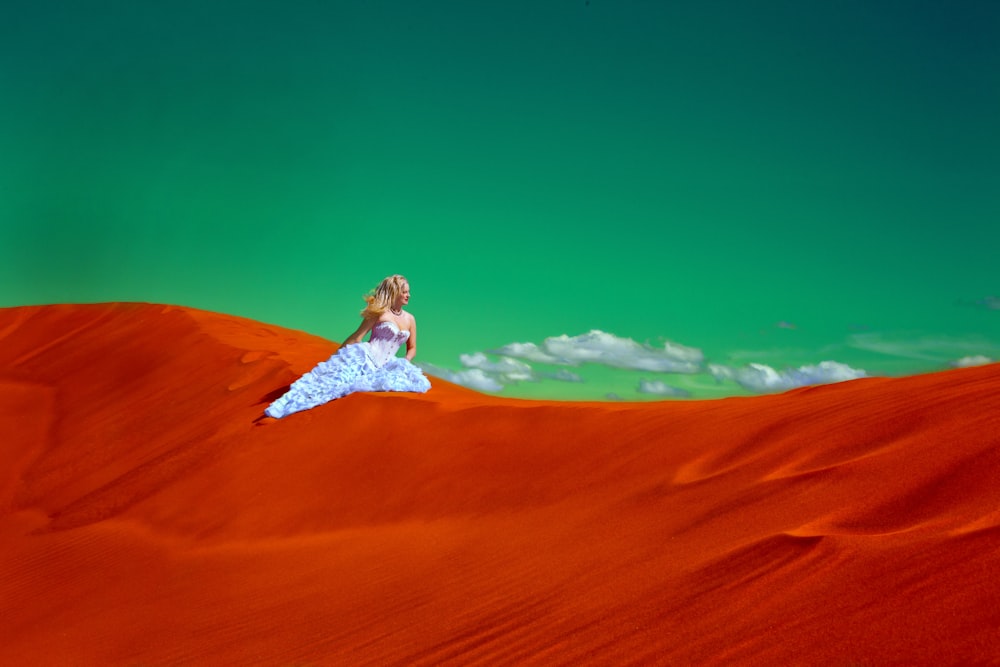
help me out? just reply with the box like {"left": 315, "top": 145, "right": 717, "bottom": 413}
{"left": 264, "top": 274, "right": 431, "bottom": 419}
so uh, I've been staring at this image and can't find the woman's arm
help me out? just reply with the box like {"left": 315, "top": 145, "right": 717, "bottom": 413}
{"left": 341, "top": 317, "right": 377, "bottom": 347}
{"left": 404, "top": 316, "right": 418, "bottom": 361}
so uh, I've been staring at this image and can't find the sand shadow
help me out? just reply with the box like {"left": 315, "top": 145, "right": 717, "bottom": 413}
{"left": 259, "top": 385, "right": 290, "bottom": 404}
{"left": 251, "top": 386, "right": 290, "bottom": 425}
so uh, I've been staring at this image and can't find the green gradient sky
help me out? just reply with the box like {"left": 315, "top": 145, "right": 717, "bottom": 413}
{"left": 2, "top": 1, "right": 998, "bottom": 399}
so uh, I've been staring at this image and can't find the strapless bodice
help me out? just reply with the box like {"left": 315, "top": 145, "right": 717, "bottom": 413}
{"left": 367, "top": 321, "right": 409, "bottom": 366}
{"left": 370, "top": 320, "right": 409, "bottom": 341}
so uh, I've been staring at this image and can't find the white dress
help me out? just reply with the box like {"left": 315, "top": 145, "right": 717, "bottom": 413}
{"left": 264, "top": 321, "right": 431, "bottom": 418}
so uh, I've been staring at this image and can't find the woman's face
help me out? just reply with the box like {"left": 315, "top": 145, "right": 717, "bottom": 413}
{"left": 395, "top": 282, "right": 411, "bottom": 308}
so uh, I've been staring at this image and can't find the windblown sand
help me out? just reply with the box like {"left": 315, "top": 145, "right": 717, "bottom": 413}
{"left": 2, "top": 303, "right": 999, "bottom": 665}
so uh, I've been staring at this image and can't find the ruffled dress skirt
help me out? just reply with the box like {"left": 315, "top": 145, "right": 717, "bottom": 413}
{"left": 264, "top": 342, "right": 431, "bottom": 419}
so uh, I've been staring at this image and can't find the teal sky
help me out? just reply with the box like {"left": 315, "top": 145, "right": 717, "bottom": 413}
{"left": 2, "top": 1, "right": 998, "bottom": 400}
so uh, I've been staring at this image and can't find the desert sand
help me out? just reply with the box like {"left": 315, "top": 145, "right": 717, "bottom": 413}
{"left": 2, "top": 302, "right": 999, "bottom": 665}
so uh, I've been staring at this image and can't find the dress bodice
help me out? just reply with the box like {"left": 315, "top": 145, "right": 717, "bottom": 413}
{"left": 367, "top": 321, "right": 410, "bottom": 367}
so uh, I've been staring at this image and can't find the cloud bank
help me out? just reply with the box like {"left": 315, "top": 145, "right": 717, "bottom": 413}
{"left": 637, "top": 379, "right": 691, "bottom": 397}
{"left": 848, "top": 332, "right": 999, "bottom": 363}
{"left": 950, "top": 355, "right": 994, "bottom": 368}
{"left": 494, "top": 330, "right": 703, "bottom": 373}
{"left": 416, "top": 363, "right": 504, "bottom": 392}
{"left": 429, "top": 327, "right": 994, "bottom": 400}
{"left": 708, "top": 361, "right": 867, "bottom": 393}
{"left": 459, "top": 352, "right": 534, "bottom": 382}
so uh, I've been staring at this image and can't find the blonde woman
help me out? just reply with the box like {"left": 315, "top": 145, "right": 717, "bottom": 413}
{"left": 264, "top": 274, "right": 431, "bottom": 418}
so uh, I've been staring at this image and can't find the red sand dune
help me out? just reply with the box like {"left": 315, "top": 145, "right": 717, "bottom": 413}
{"left": 2, "top": 303, "right": 1000, "bottom": 665}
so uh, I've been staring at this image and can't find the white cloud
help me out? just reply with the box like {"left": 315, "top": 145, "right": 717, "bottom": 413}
{"left": 421, "top": 352, "right": 542, "bottom": 393}
{"left": 709, "top": 361, "right": 867, "bottom": 393}
{"left": 542, "top": 369, "right": 583, "bottom": 383}
{"left": 500, "top": 330, "right": 703, "bottom": 373}
{"left": 459, "top": 352, "right": 535, "bottom": 381}
{"left": 489, "top": 342, "right": 564, "bottom": 365}
{"left": 637, "top": 379, "right": 691, "bottom": 397}
{"left": 417, "top": 363, "right": 504, "bottom": 392}
{"left": 951, "top": 355, "right": 994, "bottom": 368}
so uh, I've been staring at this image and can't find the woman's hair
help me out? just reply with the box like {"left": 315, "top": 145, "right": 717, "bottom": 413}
{"left": 361, "top": 274, "right": 407, "bottom": 318}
